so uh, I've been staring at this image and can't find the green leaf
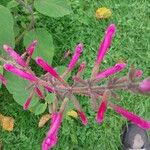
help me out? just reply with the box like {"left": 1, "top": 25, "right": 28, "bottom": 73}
{"left": 7, "top": 0, "right": 18, "bottom": 9}
{"left": 34, "top": 0, "right": 72, "bottom": 18}
{"left": 0, "top": 65, "right": 3, "bottom": 88}
{"left": 24, "top": 28, "right": 54, "bottom": 64}
{"left": 45, "top": 93, "right": 55, "bottom": 104}
{"left": 5, "top": 72, "right": 39, "bottom": 107}
{"left": 32, "top": 102, "right": 47, "bottom": 115}
{"left": 0, "top": 5, "right": 15, "bottom": 54}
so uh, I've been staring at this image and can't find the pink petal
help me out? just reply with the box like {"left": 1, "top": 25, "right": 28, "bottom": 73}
{"left": 26, "top": 40, "right": 38, "bottom": 57}
{"left": 68, "top": 43, "right": 83, "bottom": 71}
{"left": 139, "top": 78, "right": 150, "bottom": 92}
{"left": 111, "top": 104, "right": 150, "bottom": 129}
{"left": 96, "top": 24, "right": 116, "bottom": 65}
{"left": 96, "top": 100, "right": 107, "bottom": 123}
{"left": 35, "top": 87, "right": 45, "bottom": 99}
{"left": 78, "top": 111, "right": 88, "bottom": 125}
{"left": 78, "top": 62, "right": 86, "bottom": 73}
{"left": 36, "top": 57, "right": 59, "bottom": 78}
{"left": 3, "top": 45, "right": 27, "bottom": 67}
{"left": 4, "top": 64, "right": 37, "bottom": 81}
{"left": 0, "top": 73, "right": 7, "bottom": 86}
{"left": 96, "top": 63, "right": 126, "bottom": 79}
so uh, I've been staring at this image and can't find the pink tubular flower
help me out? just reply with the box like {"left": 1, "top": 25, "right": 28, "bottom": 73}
{"left": 139, "top": 78, "right": 150, "bottom": 92}
{"left": 36, "top": 57, "right": 67, "bottom": 86}
{"left": 42, "top": 113, "right": 62, "bottom": 150}
{"left": 96, "top": 63, "right": 126, "bottom": 79}
{"left": 68, "top": 43, "right": 83, "bottom": 71}
{"left": 3, "top": 45, "right": 27, "bottom": 67}
{"left": 36, "top": 57, "right": 59, "bottom": 78}
{"left": 96, "top": 100, "right": 107, "bottom": 123}
{"left": 96, "top": 24, "right": 116, "bottom": 65}
{"left": 35, "top": 87, "right": 45, "bottom": 99}
{"left": 78, "top": 111, "right": 88, "bottom": 125}
{"left": 111, "top": 104, "right": 150, "bottom": 129}
{"left": 23, "top": 92, "right": 34, "bottom": 110}
{"left": 135, "top": 70, "right": 143, "bottom": 78}
{"left": 78, "top": 62, "right": 86, "bottom": 72}
{"left": 0, "top": 73, "right": 7, "bottom": 86}
{"left": 4, "top": 64, "right": 37, "bottom": 82}
{"left": 26, "top": 40, "right": 38, "bottom": 57}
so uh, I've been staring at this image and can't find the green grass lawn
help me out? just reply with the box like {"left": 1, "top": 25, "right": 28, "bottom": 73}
{"left": 0, "top": 0, "right": 150, "bottom": 149}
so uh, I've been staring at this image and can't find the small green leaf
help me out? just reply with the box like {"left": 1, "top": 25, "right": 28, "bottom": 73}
{"left": 34, "top": 0, "right": 72, "bottom": 18}
{"left": 0, "top": 5, "right": 15, "bottom": 54}
{"left": 7, "top": 0, "right": 18, "bottom": 9}
{"left": 45, "top": 93, "right": 55, "bottom": 104}
{"left": 24, "top": 28, "right": 54, "bottom": 64}
{"left": 33, "top": 103, "right": 47, "bottom": 115}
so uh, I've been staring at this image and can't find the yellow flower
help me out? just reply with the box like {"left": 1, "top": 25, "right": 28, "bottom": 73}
{"left": 67, "top": 110, "right": 78, "bottom": 118}
{"left": 96, "top": 7, "right": 112, "bottom": 19}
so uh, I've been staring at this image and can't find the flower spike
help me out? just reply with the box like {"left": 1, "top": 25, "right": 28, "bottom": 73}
{"left": 68, "top": 43, "right": 83, "bottom": 71}
{"left": 96, "top": 24, "right": 116, "bottom": 65}
{"left": 110, "top": 103, "right": 150, "bottom": 129}
{"left": 26, "top": 40, "right": 38, "bottom": 57}
{"left": 3, "top": 45, "right": 27, "bottom": 67}
{"left": 4, "top": 64, "right": 37, "bottom": 81}
{"left": 78, "top": 111, "right": 88, "bottom": 125}
{"left": 96, "top": 90, "right": 110, "bottom": 123}
{"left": 42, "top": 113, "right": 62, "bottom": 150}
{"left": 96, "top": 63, "right": 126, "bottom": 80}
{"left": 36, "top": 57, "right": 67, "bottom": 86}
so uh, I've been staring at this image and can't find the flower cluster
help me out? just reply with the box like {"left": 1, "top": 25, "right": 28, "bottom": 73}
{"left": 0, "top": 24, "right": 150, "bottom": 150}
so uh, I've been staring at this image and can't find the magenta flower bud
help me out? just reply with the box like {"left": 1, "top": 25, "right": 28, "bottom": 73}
{"left": 23, "top": 92, "right": 34, "bottom": 110}
{"left": 47, "top": 113, "right": 62, "bottom": 136}
{"left": 4, "top": 64, "right": 37, "bottom": 82}
{"left": 42, "top": 113, "right": 62, "bottom": 150}
{"left": 26, "top": 40, "right": 38, "bottom": 57}
{"left": 42, "top": 136, "right": 58, "bottom": 150}
{"left": 36, "top": 57, "right": 59, "bottom": 78}
{"left": 78, "top": 111, "right": 88, "bottom": 125}
{"left": 135, "top": 70, "right": 143, "bottom": 78}
{"left": 96, "top": 101, "right": 107, "bottom": 123}
{"left": 35, "top": 87, "right": 45, "bottom": 99}
{"left": 3, "top": 45, "right": 27, "bottom": 67}
{"left": 96, "top": 63, "right": 126, "bottom": 79}
{"left": 0, "top": 73, "right": 7, "bottom": 86}
{"left": 78, "top": 62, "right": 86, "bottom": 72}
{"left": 96, "top": 24, "right": 116, "bottom": 65}
{"left": 139, "top": 78, "right": 150, "bottom": 92}
{"left": 68, "top": 43, "right": 83, "bottom": 71}
{"left": 111, "top": 104, "right": 150, "bottom": 129}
